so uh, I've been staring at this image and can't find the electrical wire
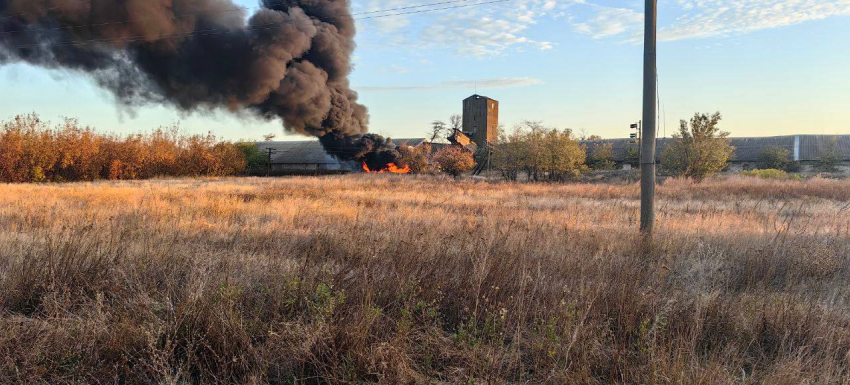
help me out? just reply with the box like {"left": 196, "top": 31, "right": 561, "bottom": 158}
{"left": 1, "top": 0, "right": 481, "bottom": 35}
{"left": 656, "top": 64, "right": 661, "bottom": 140}
{"left": 4, "top": 0, "right": 511, "bottom": 49}
{"left": 358, "top": 0, "right": 508, "bottom": 20}
{"left": 354, "top": 0, "right": 475, "bottom": 15}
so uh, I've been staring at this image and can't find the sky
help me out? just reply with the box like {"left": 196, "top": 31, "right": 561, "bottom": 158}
{"left": 1, "top": 0, "right": 848, "bottom": 141}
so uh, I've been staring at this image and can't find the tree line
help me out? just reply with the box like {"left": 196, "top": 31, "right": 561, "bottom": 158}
{"left": 483, "top": 112, "right": 739, "bottom": 182}
{"left": 478, "top": 112, "right": 843, "bottom": 182}
{"left": 0, "top": 114, "right": 262, "bottom": 183}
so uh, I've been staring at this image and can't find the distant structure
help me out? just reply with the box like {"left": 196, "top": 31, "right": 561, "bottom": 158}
{"left": 462, "top": 94, "right": 499, "bottom": 148}
{"left": 581, "top": 134, "right": 850, "bottom": 172}
{"left": 255, "top": 139, "right": 432, "bottom": 175}
{"left": 252, "top": 134, "right": 849, "bottom": 175}
{"left": 447, "top": 129, "right": 474, "bottom": 149}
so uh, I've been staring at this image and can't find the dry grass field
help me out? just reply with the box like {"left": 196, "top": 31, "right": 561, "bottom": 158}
{"left": 2, "top": 175, "right": 850, "bottom": 384}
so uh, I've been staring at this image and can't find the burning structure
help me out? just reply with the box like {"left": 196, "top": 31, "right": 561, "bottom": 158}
{"left": 0, "top": 0, "right": 405, "bottom": 170}
{"left": 256, "top": 138, "right": 431, "bottom": 175}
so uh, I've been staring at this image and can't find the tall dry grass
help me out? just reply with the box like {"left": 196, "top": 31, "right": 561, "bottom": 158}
{"left": 1, "top": 175, "right": 849, "bottom": 384}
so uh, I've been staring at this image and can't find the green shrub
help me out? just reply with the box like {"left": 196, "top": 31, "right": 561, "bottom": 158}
{"left": 237, "top": 142, "right": 268, "bottom": 175}
{"left": 740, "top": 169, "right": 788, "bottom": 180}
{"left": 660, "top": 112, "right": 734, "bottom": 182}
{"left": 758, "top": 146, "right": 794, "bottom": 171}
{"left": 587, "top": 142, "right": 616, "bottom": 170}
{"left": 817, "top": 138, "right": 842, "bottom": 173}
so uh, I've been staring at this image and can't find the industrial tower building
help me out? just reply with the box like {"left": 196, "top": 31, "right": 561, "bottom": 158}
{"left": 462, "top": 94, "right": 499, "bottom": 148}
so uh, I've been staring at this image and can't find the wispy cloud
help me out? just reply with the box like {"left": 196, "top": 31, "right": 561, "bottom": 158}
{"left": 355, "top": 0, "right": 558, "bottom": 56}
{"left": 572, "top": 5, "right": 643, "bottom": 39}
{"left": 353, "top": 0, "right": 850, "bottom": 56}
{"left": 661, "top": 0, "right": 850, "bottom": 41}
{"left": 568, "top": 0, "right": 850, "bottom": 42}
{"left": 358, "top": 77, "right": 543, "bottom": 91}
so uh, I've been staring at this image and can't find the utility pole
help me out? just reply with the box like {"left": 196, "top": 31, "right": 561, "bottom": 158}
{"left": 266, "top": 148, "right": 276, "bottom": 177}
{"left": 640, "top": 0, "right": 658, "bottom": 235}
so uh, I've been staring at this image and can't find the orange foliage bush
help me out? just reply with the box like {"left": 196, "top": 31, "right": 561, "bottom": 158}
{"left": 433, "top": 145, "right": 476, "bottom": 177}
{"left": 0, "top": 114, "right": 248, "bottom": 183}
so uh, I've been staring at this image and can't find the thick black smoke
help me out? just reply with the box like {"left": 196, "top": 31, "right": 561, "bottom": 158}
{"left": 320, "top": 132, "right": 401, "bottom": 171}
{"left": 0, "top": 0, "right": 394, "bottom": 165}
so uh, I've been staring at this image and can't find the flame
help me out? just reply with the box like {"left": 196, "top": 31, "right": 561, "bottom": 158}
{"left": 362, "top": 162, "right": 411, "bottom": 174}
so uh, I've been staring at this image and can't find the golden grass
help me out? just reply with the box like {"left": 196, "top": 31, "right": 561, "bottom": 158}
{"left": 1, "top": 175, "right": 850, "bottom": 384}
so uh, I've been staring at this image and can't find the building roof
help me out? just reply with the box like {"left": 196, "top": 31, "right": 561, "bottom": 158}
{"left": 256, "top": 141, "right": 339, "bottom": 165}
{"left": 464, "top": 94, "right": 497, "bottom": 102}
{"left": 255, "top": 135, "right": 849, "bottom": 166}
{"left": 797, "top": 135, "right": 850, "bottom": 161}
{"left": 581, "top": 135, "right": 850, "bottom": 163}
{"left": 256, "top": 138, "right": 430, "bottom": 165}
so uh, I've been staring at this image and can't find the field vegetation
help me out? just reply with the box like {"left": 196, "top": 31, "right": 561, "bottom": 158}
{"left": 1, "top": 175, "right": 850, "bottom": 384}
{"left": 0, "top": 114, "right": 258, "bottom": 183}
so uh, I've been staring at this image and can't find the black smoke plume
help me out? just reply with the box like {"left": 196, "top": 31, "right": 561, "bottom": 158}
{"left": 320, "top": 132, "right": 401, "bottom": 171}
{"left": 0, "top": 0, "right": 396, "bottom": 166}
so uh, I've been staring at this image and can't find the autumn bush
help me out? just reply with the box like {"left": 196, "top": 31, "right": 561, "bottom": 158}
{"left": 397, "top": 142, "right": 430, "bottom": 173}
{"left": 433, "top": 145, "right": 475, "bottom": 177}
{"left": 0, "top": 114, "right": 250, "bottom": 182}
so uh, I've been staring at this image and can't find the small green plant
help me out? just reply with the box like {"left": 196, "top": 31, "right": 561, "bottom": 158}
{"left": 740, "top": 169, "right": 788, "bottom": 180}
{"left": 308, "top": 283, "right": 345, "bottom": 321}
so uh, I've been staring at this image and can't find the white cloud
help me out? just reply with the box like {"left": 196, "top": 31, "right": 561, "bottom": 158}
{"left": 355, "top": 0, "right": 558, "bottom": 56}
{"left": 661, "top": 0, "right": 850, "bottom": 41}
{"left": 568, "top": 0, "right": 850, "bottom": 42}
{"left": 358, "top": 77, "right": 543, "bottom": 91}
{"left": 353, "top": 0, "right": 850, "bottom": 55}
{"left": 573, "top": 6, "right": 643, "bottom": 39}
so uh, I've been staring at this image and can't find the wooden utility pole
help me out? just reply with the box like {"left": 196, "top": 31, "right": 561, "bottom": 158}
{"left": 266, "top": 148, "right": 276, "bottom": 177}
{"left": 640, "top": 0, "right": 658, "bottom": 235}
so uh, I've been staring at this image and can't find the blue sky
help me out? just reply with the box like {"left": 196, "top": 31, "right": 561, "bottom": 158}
{"left": 1, "top": 0, "right": 848, "bottom": 140}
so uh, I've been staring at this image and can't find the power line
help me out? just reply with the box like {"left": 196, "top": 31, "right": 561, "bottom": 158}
{"left": 355, "top": 0, "right": 476, "bottom": 15}
{"left": 5, "top": 0, "right": 511, "bottom": 49}
{"left": 358, "top": 0, "right": 508, "bottom": 20}
{"left": 1, "top": 0, "right": 481, "bottom": 36}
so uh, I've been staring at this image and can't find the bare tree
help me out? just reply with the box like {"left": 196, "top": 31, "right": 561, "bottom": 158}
{"left": 429, "top": 121, "right": 448, "bottom": 143}
{"left": 449, "top": 114, "right": 462, "bottom": 132}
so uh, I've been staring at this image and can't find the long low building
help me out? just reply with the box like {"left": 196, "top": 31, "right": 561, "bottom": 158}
{"left": 582, "top": 134, "right": 850, "bottom": 171}
{"left": 255, "top": 138, "right": 431, "bottom": 174}
{"left": 256, "top": 135, "right": 850, "bottom": 174}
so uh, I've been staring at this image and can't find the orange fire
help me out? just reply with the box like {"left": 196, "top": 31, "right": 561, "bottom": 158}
{"left": 362, "top": 162, "right": 411, "bottom": 174}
